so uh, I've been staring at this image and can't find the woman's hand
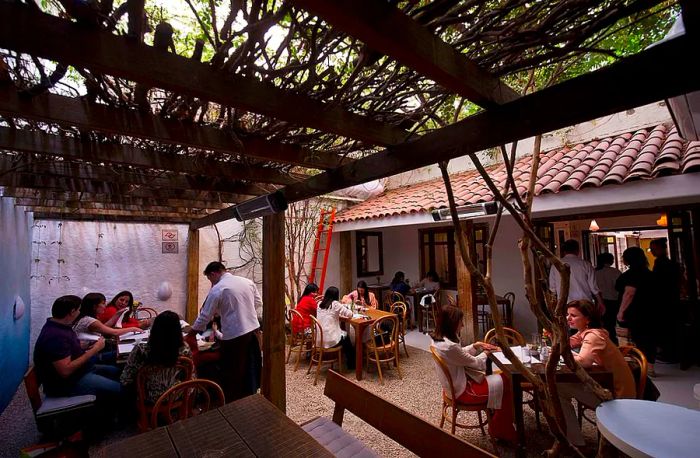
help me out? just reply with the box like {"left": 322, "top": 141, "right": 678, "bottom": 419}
{"left": 616, "top": 311, "right": 625, "bottom": 322}
{"left": 474, "top": 341, "right": 500, "bottom": 353}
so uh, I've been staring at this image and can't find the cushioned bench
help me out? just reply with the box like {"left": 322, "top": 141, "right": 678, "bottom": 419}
{"left": 303, "top": 370, "right": 494, "bottom": 458}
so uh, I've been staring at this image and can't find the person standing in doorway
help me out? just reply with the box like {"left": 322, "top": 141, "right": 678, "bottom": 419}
{"left": 549, "top": 239, "right": 605, "bottom": 314}
{"left": 650, "top": 238, "right": 683, "bottom": 363}
{"left": 595, "top": 253, "right": 622, "bottom": 344}
{"left": 188, "top": 261, "right": 262, "bottom": 402}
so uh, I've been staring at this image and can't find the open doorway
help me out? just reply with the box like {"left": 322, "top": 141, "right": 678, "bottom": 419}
{"left": 585, "top": 228, "right": 668, "bottom": 271}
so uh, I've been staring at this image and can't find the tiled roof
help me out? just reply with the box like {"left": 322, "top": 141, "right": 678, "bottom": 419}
{"left": 336, "top": 123, "right": 700, "bottom": 223}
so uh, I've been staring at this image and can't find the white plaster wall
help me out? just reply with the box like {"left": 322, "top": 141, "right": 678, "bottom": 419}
{"left": 29, "top": 220, "right": 190, "bottom": 346}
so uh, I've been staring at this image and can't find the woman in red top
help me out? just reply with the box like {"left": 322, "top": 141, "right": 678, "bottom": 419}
{"left": 98, "top": 290, "right": 148, "bottom": 329}
{"left": 292, "top": 283, "right": 319, "bottom": 334}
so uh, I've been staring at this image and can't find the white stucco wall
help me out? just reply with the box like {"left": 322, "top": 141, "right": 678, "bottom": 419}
{"left": 30, "top": 220, "right": 190, "bottom": 347}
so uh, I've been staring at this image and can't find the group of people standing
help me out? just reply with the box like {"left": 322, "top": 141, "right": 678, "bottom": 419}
{"left": 549, "top": 238, "right": 682, "bottom": 375}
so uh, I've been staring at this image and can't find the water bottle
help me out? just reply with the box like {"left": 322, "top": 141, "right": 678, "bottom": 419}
{"left": 541, "top": 345, "right": 550, "bottom": 363}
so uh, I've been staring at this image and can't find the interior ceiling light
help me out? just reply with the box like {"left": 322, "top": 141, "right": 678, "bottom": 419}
{"left": 656, "top": 214, "right": 668, "bottom": 227}
{"left": 589, "top": 219, "right": 600, "bottom": 232}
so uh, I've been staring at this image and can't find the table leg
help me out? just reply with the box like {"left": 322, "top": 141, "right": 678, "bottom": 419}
{"left": 355, "top": 322, "right": 365, "bottom": 381}
{"left": 512, "top": 374, "right": 526, "bottom": 455}
{"left": 417, "top": 306, "right": 424, "bottom": 333}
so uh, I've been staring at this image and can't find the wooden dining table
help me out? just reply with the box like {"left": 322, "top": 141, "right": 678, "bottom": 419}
{"left": 487, "top": 353, "right": 613, "bottom": 455}
{"left": 340, "top": 308, "right": 395, "bottom": 381}
{"left": 99, "top": 394, "right": 333, "bottom": 457}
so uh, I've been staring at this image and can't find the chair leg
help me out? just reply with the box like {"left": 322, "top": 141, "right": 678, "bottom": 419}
{"left": 374, "top": 349, "right": 384, "bottom": 385}
{"left": 395, "top": 347, "right": 403, "bottom": 379}
{"left": 451, "top": 407, "right": 457, "bottom": 435}
{"left": 286, "top": 342, "right": 293, "bottom": 364}
{"left": 477, "top": 410, "right": 486, "bottom": 435}
{"left": 439, "top": 402, "right": 446, "bottom": 429}
{"left": 306, "top": 347, "right": 315, "bottom": 375}
{"left": 402, "top": 337, "right": 410, "bottom": 358}
{"left": 313, "top": 349, "right": 323, "bottom": 386}
{"left": 293, "top": 345, "right": 303, "bottom": 372}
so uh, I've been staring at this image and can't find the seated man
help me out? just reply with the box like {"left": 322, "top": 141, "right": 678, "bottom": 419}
{"left": 34, "top": 295, "right": 121, "bottom": 405}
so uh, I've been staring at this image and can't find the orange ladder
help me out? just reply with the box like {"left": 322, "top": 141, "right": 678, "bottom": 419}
{"left": 308, "top": 208, "right": 336, "bottom": 292}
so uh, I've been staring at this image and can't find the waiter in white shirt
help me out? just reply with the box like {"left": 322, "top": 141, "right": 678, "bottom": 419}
{"left": 549, "top": 240, "right": 605, "bottom": 314}
{"left": 188, "top": 261, "right": 262, "bottom": 402}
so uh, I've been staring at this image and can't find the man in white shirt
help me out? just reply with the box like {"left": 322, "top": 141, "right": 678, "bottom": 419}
{"left": 549, "top": 240, "right": 605, "bottom": 313}
{"left": 188, "top": 261, "right": 262, "bottom": 402}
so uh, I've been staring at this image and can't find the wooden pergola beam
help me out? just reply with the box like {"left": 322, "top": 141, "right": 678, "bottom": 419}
{"left": 1, "top": 187, "right": 229, "bottom": 209}
{"left": 0, "top": 88, "right": 341, "bottom": 170}
{"left": 27, "top": 206, "right": 198, "bottom": 220}
{"left": 0, "top": 180, "right": 243, "bottom": 203}
{"left": 13, "top": 198, "right": 214, "bottom": 215}
{"left": 1, "top": 153, "right": 270, "bottom": 195}
{"left": 0, "top": 127, "right": 298, "bottom": 186}
{"left": 0, "top": 3, "right": 410, "bottom": 146}
{"left": 32, "top": 211, "right": 196, "bottom": 224}
{"left": 291, "top": 0, "right": 519, "bottom": 107}
{"left": 192, "top": 33, "right": 700, "bottom": 228}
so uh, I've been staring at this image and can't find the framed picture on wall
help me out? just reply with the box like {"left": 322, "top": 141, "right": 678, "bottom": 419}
{"left": 162, "top": 241, "right": 179, "bottom": 254}
{"left": 162, "top": 229, "right": 178, "bottom": 241}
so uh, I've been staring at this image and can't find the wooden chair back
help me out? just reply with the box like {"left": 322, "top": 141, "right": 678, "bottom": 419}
{"left": 390, "top": 302, "right": 407, "bottom": 326}
{"left": 289, "top": 309, "right": 306, "bottom": 337}
{"left": 369, "top": 314, "right": 399, "bottom": 349}
{"left": 484, "top": 327, "right": 525, "bottom": 346}
{"left": 136, "top": 355, "right": 195, "bottom": 431}
{"left": 324, "top": 370, "right": 494, "bottom": 457}
{"left": 134, "top": 307, "right": 158, "bottom": 320}
{"left": 151, "top": 379, "right": 225, "bottom": 428}
{"left": 24, "top": 366, "right": 43, "bottom": 413}
{"left": 429, "top": 346, "right": 458, "bottom": 401}
{"left": 390, "top": 291, "right": 405, "bottom": 304}
{"left": 619, "top": 345, "right": 648, "bottom": 399}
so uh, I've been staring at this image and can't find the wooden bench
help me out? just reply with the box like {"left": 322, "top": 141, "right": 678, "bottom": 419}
{"left": 303, "top": 370, "right": 495, "bottom": 457}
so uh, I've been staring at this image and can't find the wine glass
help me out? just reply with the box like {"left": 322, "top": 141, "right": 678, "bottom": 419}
{"left": 528, "top": 333, "right": 541, "bottom": 361}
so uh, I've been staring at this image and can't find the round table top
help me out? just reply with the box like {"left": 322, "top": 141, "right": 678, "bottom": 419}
{"left": 596, "top": 399, "right": 700, "bottom": 458}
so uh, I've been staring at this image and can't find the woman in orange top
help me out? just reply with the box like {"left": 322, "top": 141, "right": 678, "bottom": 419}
{"left": 98, "top": 291, "right": 149, "bottom": 329}
{"left": 558, "top": 299, "right": 635, "bottom": 446}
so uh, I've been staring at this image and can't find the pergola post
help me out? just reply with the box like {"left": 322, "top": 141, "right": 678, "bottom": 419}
{"left": 339, "top": 231, "right": 352, "bottom": 295}
{"left": 185, "top": 228, "right": 200, "bottom": 323}
{"left": 262, "top": 212, "right": 286, "bottom": 412}
{"left": 457, "top": 220, "right": 478, "bottom": 343}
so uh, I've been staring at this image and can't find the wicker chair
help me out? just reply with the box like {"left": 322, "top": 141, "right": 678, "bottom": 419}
{"left": 307, "top": 315, "right": 343, "bottom": 386}
{"left": 429, "top": 347, "right": 492, "bottom": 437}
{"left": 390, "top": 301, "right": 409, "bottom": 358}
{"left": 287, "top": 309, "right": 313, "bottom": 371}
{"left": 365, "top": 314, "right": 402, "bottom": 385}
{"left": 150, "top": 379, "right": 225, "bottom": 428}
{"left": 136, "top": 356, "right": 195, "bottom": 432}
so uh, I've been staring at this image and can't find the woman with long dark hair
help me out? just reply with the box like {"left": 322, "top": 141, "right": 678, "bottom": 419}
{"left": 430, "top": 305, "right": 516, "bottom": 443}
{"left": 292, "top": 283, "right": 319, "bottom": 335}
{"left": 98, "top": 291, "right": 149, "bottom": 329}
{"left": 317, "top": 287, "right": 355, "bottom": 370}
{"left": 120, "top": 311, "right": 192, "bottom": 402}
{"left": 558, "top": 300, "right": 635, "bottom": 446}
{"left": 342, "top": 280, "right": 378, "bottom": 309}
{"left": 616, "top": 246, "right": 658, "bottom": 374}
{"left": 73, "top": 292, "right": 142, "bottom": 347}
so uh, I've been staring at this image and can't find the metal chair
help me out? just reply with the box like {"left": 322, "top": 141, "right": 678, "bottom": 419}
{"left": 390, "top": 301, "right": 409, "bottom": 358}
{"left": 307, "top": 315, "right": 343, "bottom": 386}
{"left": 366, "top": 314, "right": 402, "bottom": 385}
{"left": 151, "top": 379, "right": 225, "bottom": 428}
{"left": 136, "top": 356, "right": 195, "bottom": 432}
{"left": 429, "top": 347, "right": 492, "bottom": 437}
{"left": 287, "top": 309, "right": 313, "bottom": 371}
{"left": 419, "top": 293, "right": 438, "bottom": 333}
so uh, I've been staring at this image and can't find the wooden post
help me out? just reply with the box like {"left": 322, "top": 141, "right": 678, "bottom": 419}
{"left": 262, "top": 212, "right": 286, "bottom": 412}
{"left": 185, "top": 228, "right": 199, "bottom": 323}
{"left": 457, "top": 220, "right": 478, "bottom": 343}
{"left": 339, "top": 231, "right": 352, "bottom": 295}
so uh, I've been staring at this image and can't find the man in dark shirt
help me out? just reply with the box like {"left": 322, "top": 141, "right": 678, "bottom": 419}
{"left": 650, "top": 238, "right": 682, "bottom": 363}
{"left": 34, "top": 295, "right": 121, "bottom": 400}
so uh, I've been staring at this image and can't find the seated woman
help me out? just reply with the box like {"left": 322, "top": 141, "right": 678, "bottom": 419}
{"left": 120, "top": 311, "right": 192, "bottom": 403}
{"left": 292, "top": 283, "right": 319, "bottom": 335}
{"left": 316, "top": 287, "right": 355, "bottom": 370}
{"left": 73, "top": 292, "right": 142, "bottom": 348}
{"left": 342, "top": 280, "right": 378, "bottom": 309}
{"left": 430, "top": 305, "right": 516, "bottom": 443}
{"left": 98, "top": 291, "right": 150, "bottom": 330}
{"left": 390, "top": 271, "right": 414, "bottom": 328}
{"left": 558, "top": 300, "right": 636, "bottom": 447}
{"left": 418, "top": 270, "right": 440, "bottom": 292}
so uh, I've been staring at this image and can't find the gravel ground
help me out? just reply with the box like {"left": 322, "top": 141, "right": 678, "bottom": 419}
{"left": 285, "top": 345, "right": 602, "bottom": 457}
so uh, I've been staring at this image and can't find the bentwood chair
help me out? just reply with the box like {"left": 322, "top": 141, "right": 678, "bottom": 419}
{"left": 390, "top": 301, "right": 410, "bottom": 358}
{"left": 151, "top": 379, "right": 225, "bottom": 429}
{"left": 287, "top": 309, "right": 313, "bottom": 371}
{"left": 366, "top": 315, "right": 402, "bottom": 385}
{"left": 502, "top": 292, "right": 516, "bottom": 327}
{"left": 484, "top": 327, "right": 526, "bottom": 347}
{"left": 429, "top": 347, "right": 493, "bottom": 440}
{"left": 136, "top": 356, "right": 195, "bottom": 432}
{"left": 307, "top": 315, "right": 343, "bottom": 386}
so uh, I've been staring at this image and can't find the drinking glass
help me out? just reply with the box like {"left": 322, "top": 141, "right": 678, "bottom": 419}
{"left": 520, "top": 346, "right": 531, "bottom": 367}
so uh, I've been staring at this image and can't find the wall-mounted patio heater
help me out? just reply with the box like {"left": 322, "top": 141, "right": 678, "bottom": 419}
{"left": 232, "top": 190, "right": 288, "bottom": 221}
{"left": 431, "top": 201, "right": 498, "bottom": 221}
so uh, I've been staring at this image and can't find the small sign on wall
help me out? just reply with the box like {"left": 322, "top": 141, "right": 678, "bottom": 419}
{"left": 162, "top": 241, "right": 179, "bottom": 254}
{"left": 162, "top": 229, "right": 178, "bottom": 241}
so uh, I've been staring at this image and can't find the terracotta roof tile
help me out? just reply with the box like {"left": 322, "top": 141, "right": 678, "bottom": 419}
{"left": 335, "top": 123, "right": 700, "bottom": 223}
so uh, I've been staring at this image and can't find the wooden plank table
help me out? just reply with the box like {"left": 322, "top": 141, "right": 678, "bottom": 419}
{"left": 341, "top": 308, "right": 395, "bottom": 381}
{"left": 487, "top": 354, "right": 613, "bottom": 456}
{"left": 100, "top": 394, "right": 333, "bottom": 457}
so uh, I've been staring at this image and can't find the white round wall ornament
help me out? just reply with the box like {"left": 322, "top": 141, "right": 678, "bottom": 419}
{"left": 156, "top": 281, "right": 173, "bottom": 301}
{"left": 13, "top": 295, "right": 25, "bottom": 320}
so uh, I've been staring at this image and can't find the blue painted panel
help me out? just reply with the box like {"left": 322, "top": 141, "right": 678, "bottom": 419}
{"left": 0, "top": 198, "right": 33, "bottom": 414}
